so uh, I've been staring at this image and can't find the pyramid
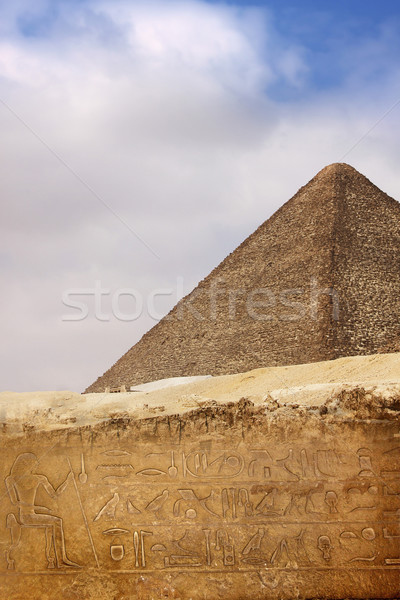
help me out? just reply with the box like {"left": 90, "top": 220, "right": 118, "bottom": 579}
{"left": 86, "top": 163, "right": 400, "bottom": 392}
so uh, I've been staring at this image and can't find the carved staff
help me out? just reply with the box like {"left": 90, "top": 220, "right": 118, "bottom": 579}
{"left": 66, "top": 456, "right": 99, "bottom": 568}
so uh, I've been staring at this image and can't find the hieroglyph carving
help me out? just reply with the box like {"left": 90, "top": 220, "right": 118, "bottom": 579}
{"left": 2, "top": 444, "right": 399, "bottom": 574}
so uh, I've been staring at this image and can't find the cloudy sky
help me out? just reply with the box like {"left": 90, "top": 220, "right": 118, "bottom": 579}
{"left": 1, "top": 0, "right": 399, "bottom": 392}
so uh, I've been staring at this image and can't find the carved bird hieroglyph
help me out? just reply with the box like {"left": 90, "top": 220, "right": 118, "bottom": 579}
{"left": 146, "top": 490, "right": 169, "bottom": 516}
{"left": 94, "top": 492, "right": 119, "bottom": 521}
{"left": 242, "top": 528, "right": 265, "bottom": 555}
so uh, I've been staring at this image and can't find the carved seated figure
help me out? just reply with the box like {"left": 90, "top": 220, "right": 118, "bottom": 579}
{"left": 5, "top": 452, "right": 80, "bottom": 570}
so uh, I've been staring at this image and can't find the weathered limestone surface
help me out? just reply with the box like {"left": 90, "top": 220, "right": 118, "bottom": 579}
{"left": 1, "top": 354, "right": 400, "bottom": 599}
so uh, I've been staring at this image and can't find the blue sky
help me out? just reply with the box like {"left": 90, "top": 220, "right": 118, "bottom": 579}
{"left": 0, "top": 0, "right": 400, "bottom": 391}
{"left": 9, "top": 0, "right": 400, "bottom": 98}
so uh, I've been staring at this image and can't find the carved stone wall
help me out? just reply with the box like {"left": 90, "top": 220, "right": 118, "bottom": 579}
{"left": 1, "top": 388, "right": 399, "bottom": 599}
{"left": 86, "top": 163, "right": 400, "bottom": 393}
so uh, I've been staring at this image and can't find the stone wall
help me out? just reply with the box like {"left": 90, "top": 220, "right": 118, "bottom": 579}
{"left": 1, "top": 370, "right": 399, "bottom": 599}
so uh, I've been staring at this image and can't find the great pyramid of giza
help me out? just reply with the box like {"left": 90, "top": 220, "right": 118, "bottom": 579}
{"left": 86, "top": 163, "right": 400, "bottom": 392}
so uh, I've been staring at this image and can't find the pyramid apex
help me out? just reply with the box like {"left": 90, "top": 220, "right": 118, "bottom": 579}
{"left": 316, "top": 162, "right": 359, "bottom": 178}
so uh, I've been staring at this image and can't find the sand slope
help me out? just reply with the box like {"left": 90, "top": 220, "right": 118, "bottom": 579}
{"left": 1, "top": 352, "right": 399, "bottom": 434}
